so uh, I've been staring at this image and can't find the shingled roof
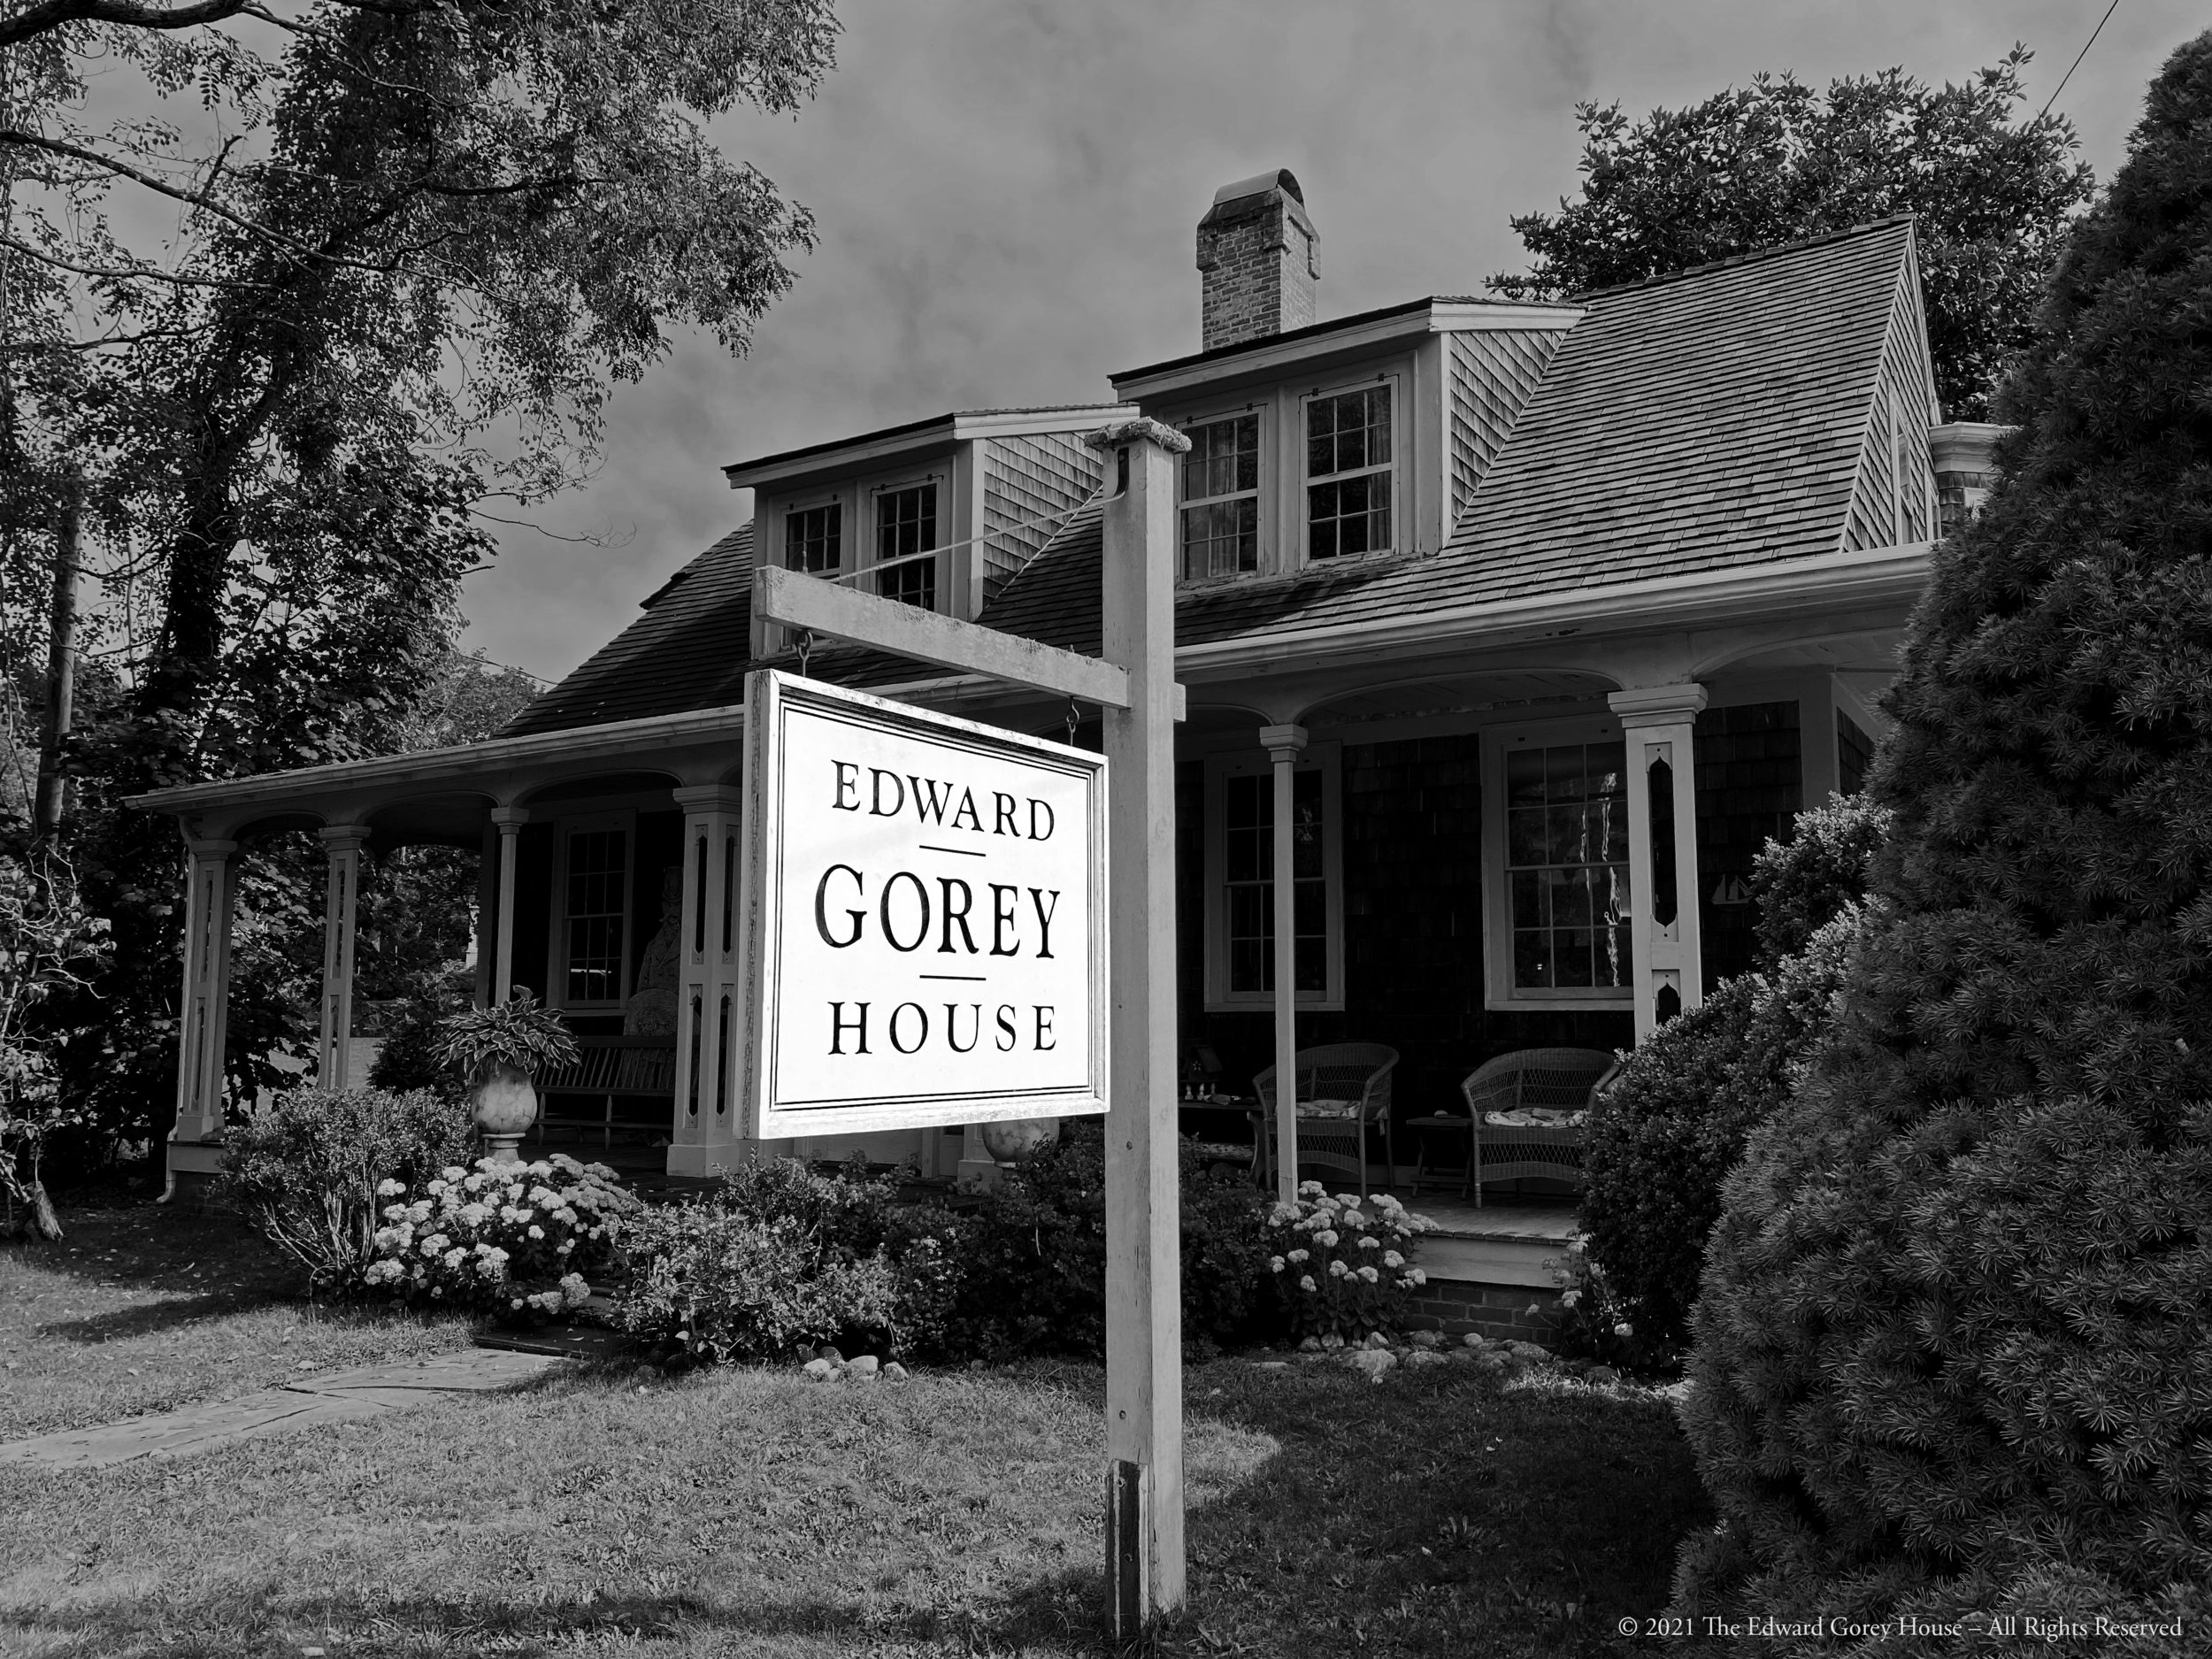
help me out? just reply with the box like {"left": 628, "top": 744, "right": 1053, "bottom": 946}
{"left": 507, "top": 219, "right": 1919, "bottom": 735}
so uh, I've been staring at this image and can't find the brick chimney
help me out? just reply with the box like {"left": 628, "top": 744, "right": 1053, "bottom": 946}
{"left": 1196, "top": 170, "right": 1318, "bottom": 352}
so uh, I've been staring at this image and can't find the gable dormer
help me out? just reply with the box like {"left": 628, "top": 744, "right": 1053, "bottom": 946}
{"left": 1113, "top": 174, "right": 1578, "bottom": 586}
{"left": 724, "top": 403, "right": 1128, "bottom": 657}
{"left": 1840, "top": 226, "right": 1943, "bottom": 552}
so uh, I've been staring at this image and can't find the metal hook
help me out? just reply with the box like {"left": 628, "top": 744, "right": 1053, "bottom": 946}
{"left": 1065, "top": 697, "right": 1080, "bottom": 746}
{"left": 796, "top": 630, "right": 815, "bottom": 678}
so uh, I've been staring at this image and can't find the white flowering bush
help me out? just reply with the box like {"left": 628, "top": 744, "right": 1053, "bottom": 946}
{"left": 1263, "top": 1182, "right": 1436, "bottom": 1340}
{"left": 1547, "top": 1238, "right": 1676, "bottom": 1372}
{"left": 365, "top": 1153, "right": 640, "bottom": 1324}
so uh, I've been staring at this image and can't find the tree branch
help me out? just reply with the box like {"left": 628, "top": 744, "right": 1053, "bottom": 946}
{"left": 0, "top": 232, "right": 266, "bottom": 288}
{"left": 0, "top": 0, "right": 419, "bottom": 49}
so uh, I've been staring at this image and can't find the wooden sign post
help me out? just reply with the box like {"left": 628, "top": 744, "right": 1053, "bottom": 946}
{"left": 1087, "top": 418, "right": 1188, "bottom": 1633}
{"left": 751, "top": 415, "right": 1192, "bottom": 1636}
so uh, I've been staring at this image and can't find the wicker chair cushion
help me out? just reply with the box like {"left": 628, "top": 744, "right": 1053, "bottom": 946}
{"left": 1297, "top": 1099, "right": 1363, "bottom": 1120}
{"left": 1482, "top": 1107, "right": 1586, "bottom": 1127}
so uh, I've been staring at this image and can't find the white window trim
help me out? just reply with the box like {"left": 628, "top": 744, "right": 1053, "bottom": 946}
{"left": 1172, "top": 403, "right": 1268, "bottom": 586}
{"left": 866, "top": 470, "right": 950, "bottom": 613}
{"left": 1480, "top": 713, "right": 1634, "bottom": 1012}
{"left": 1300, "top": 373, "right": 1400, "bottom": 566}
{"left": 780, "top": 489, "right": 849, "bottom": 576}
{"left": 548, "top": 810, "right": 637, "bottom": 1012}
{"left": 1202, "top": 742, "right": 1346, "bottom": 1013}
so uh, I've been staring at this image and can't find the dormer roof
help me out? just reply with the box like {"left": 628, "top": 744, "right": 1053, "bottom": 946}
{"left": 722, "top": 403, "right": 1128, "bottom": 493}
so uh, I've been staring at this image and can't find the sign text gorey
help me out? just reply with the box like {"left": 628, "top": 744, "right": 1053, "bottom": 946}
{"left": 739, "top": 671, "right": 1107, "bottom": 1137}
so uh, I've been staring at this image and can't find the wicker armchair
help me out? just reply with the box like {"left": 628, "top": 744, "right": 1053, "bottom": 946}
{"left": 1253, "top": 1043, "right": 1400, "bottom": 1202}
{"left": 1458, "top": 1048, "right": 1618, "bottom": 1207}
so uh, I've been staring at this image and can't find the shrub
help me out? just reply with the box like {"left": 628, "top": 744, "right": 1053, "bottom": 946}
{"left": 611, "top": 1156, "right": 937, "bottom": 1362}
{"left": 943, "top": 1120, "right": 1277, "bottom": 1359}
{"left": 365, "top": 968, "right": 472, "bottom": 1095}
{"left": 1577, "top": 796, "right": 1886, "bottom": 1351}
{"left": 1681, "top": 37, "right": 2212, "bottom": 1617}
{"left": 1262, "top": 1183, "right": 1433, "bottom": 1341}
{"left": 1547, "top": 1239, "right": 1677, "bottom": 1374}
{"left": 217, "top": 1086, "right": 473, "bottom": 1295}
{"left": 366, "top": 1153, "right": 637, "bottom": 1322}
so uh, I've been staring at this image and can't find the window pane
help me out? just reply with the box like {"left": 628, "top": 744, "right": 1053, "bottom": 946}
{"left": 1290, "top": 769, "right": 1323, "bottom": 879}
{"left": 786, "top": 503, "right": 841, "bottom": 573}
{"left": 1505, "top": 739, "right": 1632, "bottom": 992}
{"left": 565, "top": 828, "right": 626, "bottom": 1002}
{"left": 876, "top": 484, "right": 938, "bottom": 610}
{"left": 1180, "top": 498, "right": 1257, "bottom": 580}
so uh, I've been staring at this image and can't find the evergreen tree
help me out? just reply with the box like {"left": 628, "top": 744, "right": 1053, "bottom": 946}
{"left": 1680, "top": 33, "right": 2212, "bottom": 1614}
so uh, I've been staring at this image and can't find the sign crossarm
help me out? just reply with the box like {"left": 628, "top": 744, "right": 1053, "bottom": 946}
{"left": 755, "top": 566, "right": 1186, "bottom": 720}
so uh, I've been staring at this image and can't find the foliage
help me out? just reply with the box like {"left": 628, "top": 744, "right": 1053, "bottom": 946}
{"left": 365, "top": 966, "right": 475, "bottom": 1095}
{"left": 1578, "top": 795, "right": 1886, "bottom": 1350}
{"left": 611, "top": 1166, "right": 913, "bottom": 1363}
{"left": 365, "top": 1152, "right": 635, "bottom": 1323}
{"left": 216, "top": 1086, "right": 473, "bottom": 1295}
{"left": 1262, "top": 1183, "right": 1434, "bottom": 1342}
{"left": 1546, "top": 1240, "right": 1675, "bottom": 1373}
{"left": 1679, "top": 34, "right": 2212, "bottom": 1615}
{"left": 3, "top": 0, "right": 832, "bottom": 1175}
{"left": 0, "top": 841, "right": 107, "bottom": 1239}
{"left": 1752, "top": 793, "right": 1893, "bottom": 962}
{"left": 945, "top": 1121, "right": 1279, "bottom": 1359}
{"left": 1488, "top": 50, "right": 2093, "bottom": 418}
{"left": 433, "top": 990, "right": 577, "bottom": 1084}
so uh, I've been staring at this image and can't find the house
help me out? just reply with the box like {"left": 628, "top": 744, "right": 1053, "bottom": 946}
{"left": 133, "top": 172, "right": 1998, "bottom": 1290}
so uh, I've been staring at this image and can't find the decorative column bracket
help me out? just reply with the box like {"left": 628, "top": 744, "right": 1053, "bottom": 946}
{"left": 317, "top": 826, "right": 372, "bottom": 1088}
{"left": 668, "top": 785, "right": 746, "bottom": 1178}
{"left": 1609, "top": 684, "right": 1708, "bottom": 1041}
{"left": 173, "top": 837, "right": 239, "bottom": 1145}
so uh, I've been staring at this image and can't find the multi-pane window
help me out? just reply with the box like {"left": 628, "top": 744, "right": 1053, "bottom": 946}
{"left": 1179, "top": 414, "right": 1259, "bottom": 580}
{"left": 1224, "top": 769, "right": 1326, "bottom": 995}
{"left": 1306, "top": 386, "right": 1392, "bottom": 560}
{"left": 1505, "top": 743, "right": 1632, "bottom": 991}
{"left": 786, "top": 502, "right": 841, "bottom": 573}
{"left": 875, "top": 483, "right": 938, "bottom": 611}
{"left": 565, "top": 827, "right": 627, "bottom": 1004}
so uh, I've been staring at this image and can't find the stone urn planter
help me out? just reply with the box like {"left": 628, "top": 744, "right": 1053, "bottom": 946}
{"left": 979, "top": 1116, "right": 1061, "bottom": 1164}
{"left": 469, "top": 1062, "right": 540, "bottom": 1164}
{"left": 434, "top": 991, "right": 579, "bottom": 1165}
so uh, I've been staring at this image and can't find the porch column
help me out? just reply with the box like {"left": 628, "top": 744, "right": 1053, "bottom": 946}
{"left": 489, "top": 806, "right": 527, "bottom": 1002}
{"left": 1609, "top": 684, "right": 1707, "bottom": 1041}
{"left": 472, "top": 822, "right": 499, "bottom": 1010}
{"left": 317, "top": 826, "right": 370, "bottom": 1087}
{"left": 172, "top": 837, "right": 238, "bottom": 1144}
{"left": 668, "top": 785, "right": 746, "bottom": 1177}
{"left": 1260, "top": 722, "right": 1307, "bottom": 1203}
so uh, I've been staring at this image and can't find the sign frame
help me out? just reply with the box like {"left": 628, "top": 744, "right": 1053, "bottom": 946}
{"left": 736, "top": 667, "right": 1110, "bottom": 1141}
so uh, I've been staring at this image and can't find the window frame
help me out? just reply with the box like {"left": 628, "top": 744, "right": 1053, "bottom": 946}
{"left": 1175, "top": 407, "right": 1264, "bottom": 583}
{"left": 1300, "top": 373, "right": 1398, "bottom": 565}
{"left": 1480, "top": 714, "right": 1634, "bottom": 1012}
{"left": 548, "top": 810, "right": 637, "bottom": 1013}
{"left": 867, "top": 471, "right": 948, "bottom": 612}
{"left": 782, "top": 494, "right": 845, "bottom": 575}
{"left": 1202, "top": 742, "right": 1346, "bottom": 1013}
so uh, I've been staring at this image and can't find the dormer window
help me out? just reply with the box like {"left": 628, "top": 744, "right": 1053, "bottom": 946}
{"left": 786, "top": 502, "right": 841, "bottom": 573}
{"left": 1306, "top": 384, "right": 1392, "bottom": 559}
{"left": 875, "top": 482, "right": 938, "bottom": 610}
{"left": 1179, "top": 413, "right": 1260, "bottom": 580}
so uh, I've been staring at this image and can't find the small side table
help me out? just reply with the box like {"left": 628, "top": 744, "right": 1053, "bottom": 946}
{"left": 1406, "top": 1114, "right": 1475, "bottom": 1199}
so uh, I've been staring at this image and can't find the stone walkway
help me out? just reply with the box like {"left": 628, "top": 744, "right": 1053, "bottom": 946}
{"left": 0, "top": 1348, "right": 568, "bottom": 1471}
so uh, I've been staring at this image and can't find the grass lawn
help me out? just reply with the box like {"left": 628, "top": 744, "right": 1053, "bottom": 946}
{"left": 0, "top": 1202, "right": 475, "bottom": 1441}
{"left": 0, "top": 1213, "right": 1711, "bottom": 1659}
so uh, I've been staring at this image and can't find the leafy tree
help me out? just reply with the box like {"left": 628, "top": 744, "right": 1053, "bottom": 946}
{"left": 1679, "top": 31, "right": 2212, "bottom": 1617}
{"left": 0, "top": 2, "right": 835, "bottom": 1169}
{"left": 1490, "top": 50, "right": 2093, "bottom": 419}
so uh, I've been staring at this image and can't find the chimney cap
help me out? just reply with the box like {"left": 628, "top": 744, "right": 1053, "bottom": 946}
{"left": 1210, "top": 168, "right": 1304, "bottom": 209}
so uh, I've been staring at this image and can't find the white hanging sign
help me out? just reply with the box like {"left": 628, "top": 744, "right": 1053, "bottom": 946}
{"left": 737, "top": 669, "right": 1109, "bottom": 1137}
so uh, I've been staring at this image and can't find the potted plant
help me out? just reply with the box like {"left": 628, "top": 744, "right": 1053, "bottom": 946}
{"left": 434, "top": 992, "right": 580, "bottom": 1163}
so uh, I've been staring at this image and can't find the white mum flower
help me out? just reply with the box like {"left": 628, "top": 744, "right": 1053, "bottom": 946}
{"left": 1614, "top": 1321, "right": 1633, "bottom": 1338}
{"left": 442, "top": 1248, "right": 466, "bottom": 1270}
{"left": 527, "top": 1225, "right": 544, "bottom": 1240}
{"left": 376, "top": 1178, "right": 405, "bottom": 1197}
{"left": 1298, "top": 1275, "right": 1317, "bottom": 1293}
{"left": 1328, "top": 1259, "right": 1350, "bottom": 1279}
{"left": 1286, "top": 1248, "right": 1310, "bottom": 1264}
{"left": 1357, "top": 1236, "right": 1379, "bottom": 1250}
{"left": 1357, "top": 1265, "right": 1380, "bottom": 1284}
{"left": 1383, "top": 1250, "right": 1404, "bottom": 1270}
{"left": 1315, "top": 1230, "right": 1339, "bottom": 1248}
{"left": 1409, "top": 1269, "right": 1427, "bottom": 1286}
{"left": 1269, "top": 1256, "right": 1285, "bottom": 1273}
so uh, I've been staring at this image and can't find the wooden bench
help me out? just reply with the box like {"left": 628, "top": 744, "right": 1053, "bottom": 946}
{"left": 534, "top": 1035, "right": 677, "bottom": 1148}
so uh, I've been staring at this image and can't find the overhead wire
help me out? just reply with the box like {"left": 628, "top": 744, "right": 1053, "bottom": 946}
{"left": 2041, "top": 0, "right": 2123, "bottom": 119}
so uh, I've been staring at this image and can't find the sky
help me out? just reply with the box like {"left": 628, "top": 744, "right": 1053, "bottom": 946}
{"left": 457, "top": 0, "right": 2205, "bottom": 686}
